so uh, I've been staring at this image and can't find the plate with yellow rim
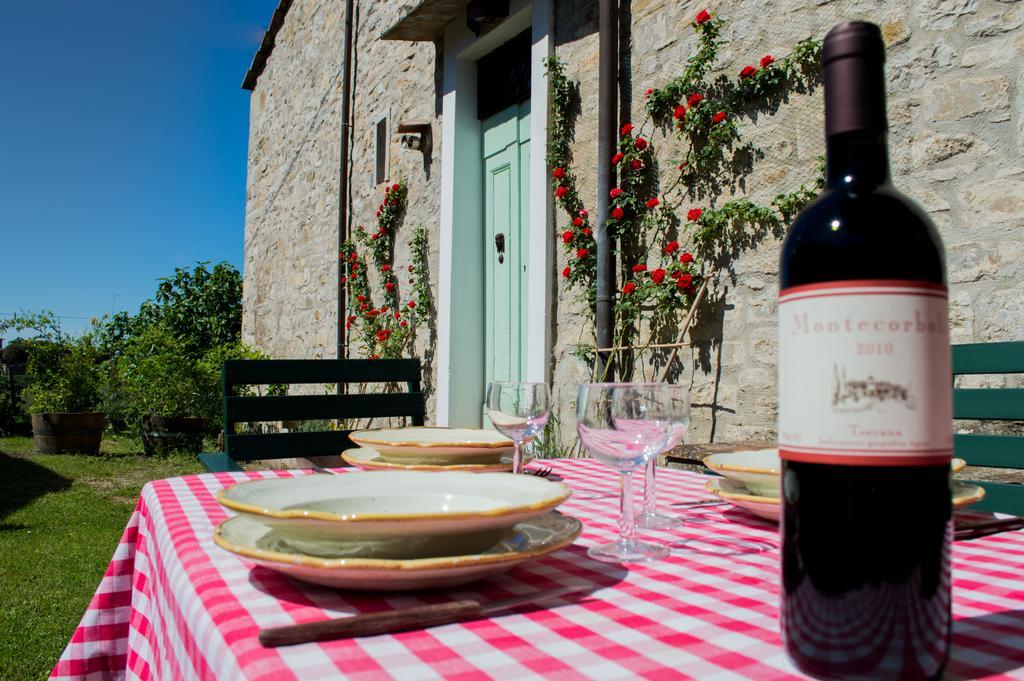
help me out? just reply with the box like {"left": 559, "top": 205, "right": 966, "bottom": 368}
{"left": 704, "top": 449, "right": 968, "bottom": 497}
{"left": 704, "top": 477, "right": 986, "bottom": 522}
{"left": 217, "top": 471, "right": 570, "bottom": 545}
{"left": 214, "top": 511, "right": 582, "bottom": 590}
{"left": 348, "top": 427, "right": 514, "bottom": 463}
{"left": 342, "top": 447, "right": 515, "bottom": 473}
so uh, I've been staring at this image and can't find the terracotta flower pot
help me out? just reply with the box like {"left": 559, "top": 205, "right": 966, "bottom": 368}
{"left": 140, "top": 415, "right": 206, "bottom": 456}
{"left": 31, "top": 412, "right": 105, "bottom": 454}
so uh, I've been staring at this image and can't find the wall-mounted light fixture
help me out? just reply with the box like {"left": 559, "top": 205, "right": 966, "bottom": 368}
{"left": 466, "top": 0, "right": 509, "bottom": 36}
{"left": 397, "top": 121, "right": 432, "bottom": 158}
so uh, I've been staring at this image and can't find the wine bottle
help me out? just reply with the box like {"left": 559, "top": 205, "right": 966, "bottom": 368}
{"left": 778, "top": 22, "right": 953, "bottom": 680}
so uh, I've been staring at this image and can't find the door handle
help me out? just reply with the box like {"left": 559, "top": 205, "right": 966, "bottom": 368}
{"left": 495, "top": 232, "right": 505, "bottom": 264}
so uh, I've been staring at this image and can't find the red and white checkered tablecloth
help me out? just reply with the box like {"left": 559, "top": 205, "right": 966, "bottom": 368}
{"left": 50, "top": 459, "right": 1024, "bottom": 680}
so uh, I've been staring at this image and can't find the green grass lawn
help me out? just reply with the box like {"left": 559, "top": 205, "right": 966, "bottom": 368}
{"left": 0, "top": 436, "right": 204, "bottom": 681}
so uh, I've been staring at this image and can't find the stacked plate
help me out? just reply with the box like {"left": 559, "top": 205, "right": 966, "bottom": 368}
{"left": 702, "top": 449, "right": 983, "bottom": 521}
{"left": 343, "top": 427, "right": 516, "bottom": 472}
{"left": 214, "top": 470, "right": 579, "bottom": 590}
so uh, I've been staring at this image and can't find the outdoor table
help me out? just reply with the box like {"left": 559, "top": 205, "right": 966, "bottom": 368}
{"left": 52, "top": 459, "right": 1024, "bottom": 680}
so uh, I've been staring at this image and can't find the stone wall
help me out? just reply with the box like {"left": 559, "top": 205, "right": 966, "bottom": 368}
{"left": 243, "top": 0, "right": 442, "bottom": 411}
{"left": 549, "top": 0, "right": 1024, "bottom": 444}
{"left": 244, "top": 0, "right": 1023, "bottom": 443}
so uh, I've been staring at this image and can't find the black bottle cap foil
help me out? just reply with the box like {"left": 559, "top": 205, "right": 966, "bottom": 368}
{"left": 823, "top": 21, "right": 888, "bottom": 137}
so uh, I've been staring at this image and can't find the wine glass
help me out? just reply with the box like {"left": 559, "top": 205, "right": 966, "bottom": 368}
{"left": 576, "top": 383, "right": 670, "bottom": 562}
{"left": 485, "top": 382, "right": 551, "bottom": 474}
{"left": 637, "top": 383, "right": 690, "bottom": 529}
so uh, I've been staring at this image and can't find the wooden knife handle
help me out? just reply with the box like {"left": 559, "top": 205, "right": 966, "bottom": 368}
{"left": 259, "top": 600, "right": 484, "bottom": 647}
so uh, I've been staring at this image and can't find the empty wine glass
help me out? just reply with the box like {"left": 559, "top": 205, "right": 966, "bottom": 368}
{"left": 637, "top": 383, "right": 690, "bottom": 529}
{"left": 485, "top": 382, "right": 551, "bottom": 474}
{"left": 577, "top": 383, "right": 670, "bottom": 562}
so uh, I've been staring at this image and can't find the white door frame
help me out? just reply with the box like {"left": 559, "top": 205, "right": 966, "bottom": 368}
{"left": 435, "top": 0, "right": 552, "bottom": 426}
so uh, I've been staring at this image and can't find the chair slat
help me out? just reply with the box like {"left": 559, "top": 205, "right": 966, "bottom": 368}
{"left": 953, "top": 388, "right": 1024, "bottom": 420}
{"left": 226, "top": 431, "right": 356, "bottom": 459}
{"left": 199, "top": 451, "right": 244, "bottom": 472}
{"left": 952, "top": 342, "right": 1024, "bottom": 375}
{"left": 965, "top": 481, "right": 1024, "bottom": 516}
{"left": 226, "top": 393, "right": 424, "bottom": 423}
{"left": 224, "top": 359, "right": 421, "bottom": 386}
{"left": 953, "top": 434, "right": 1023, "bottom": 469}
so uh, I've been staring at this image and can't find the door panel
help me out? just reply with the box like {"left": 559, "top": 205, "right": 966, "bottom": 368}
{"left": 482, "top": 103, "right": 529, "bottom": 390}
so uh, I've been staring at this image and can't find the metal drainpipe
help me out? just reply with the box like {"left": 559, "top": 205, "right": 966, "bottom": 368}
{"left": 595, "top": 0, "right": 618, "bottom": 380}
{"left": 337, "top": 0, "right": 356, "bottom": 362}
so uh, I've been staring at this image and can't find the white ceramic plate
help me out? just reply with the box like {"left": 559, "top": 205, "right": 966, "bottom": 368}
{"left": 342, "top": 447, "right": 515, "bottom": 473}
{"left": 704, "top": 450, "right": 968, "bottom": 497}
{"left": 348, "top": 427, "right": 514, "bottom": 463}
{"left": 218, "top": 471, "right": 570, "bottom": 545}
{"left": 214, "top": 511, "right": 582, "bottom": 591}
{"left": 705, "top": 477, "right": 986, "bottom": 522}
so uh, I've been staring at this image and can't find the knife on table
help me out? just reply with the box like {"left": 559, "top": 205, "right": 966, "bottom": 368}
{"left": 259, "top": 585, "right": 589, "bottom": 647}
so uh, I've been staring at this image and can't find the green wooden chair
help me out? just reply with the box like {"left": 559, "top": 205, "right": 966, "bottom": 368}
{"left": 953, "top": 341, "right": 1024, "bottom": 514}
{"left": 199, "top": 358, "right": 425, "bottom": 472}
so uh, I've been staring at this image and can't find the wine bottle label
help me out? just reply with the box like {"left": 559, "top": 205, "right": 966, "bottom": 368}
{"left": 778, "top": 279, "right": 953, "bottom": 466}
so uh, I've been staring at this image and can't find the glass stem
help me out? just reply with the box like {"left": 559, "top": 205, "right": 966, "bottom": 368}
{"left": 512, "top": 440, "right": 522, "bottom": 474}
{"left": 644, "top": 458, "right": 657, "bottom": 514}
{"left": 619, "top": 469, "right": 636, "bottom": 545}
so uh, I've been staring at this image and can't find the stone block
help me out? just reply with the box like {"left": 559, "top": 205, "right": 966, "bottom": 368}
{"left": 961, "top": 178, "right": 1024, "bottom": 230}
{"left": 924, "top": 75, "right": 1010, "bottom": 123}
{"left": 911, "top": 132, "right": 977, "bottom": 166}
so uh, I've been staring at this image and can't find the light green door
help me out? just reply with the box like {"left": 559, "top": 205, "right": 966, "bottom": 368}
{"left": 482, "top": 102, "right": 530, "bottom": 390}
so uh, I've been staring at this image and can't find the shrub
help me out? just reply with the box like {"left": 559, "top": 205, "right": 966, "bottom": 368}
{"left": 22, "top": 338, "right": 102, "bottom": 414}
{"left": 2, "top": 339, "right": 30, "bottom": 365}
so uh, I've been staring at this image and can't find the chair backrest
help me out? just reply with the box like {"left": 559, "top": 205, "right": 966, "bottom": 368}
{"left": 222, "top": 358, "right": 425, "bottom": 463}
{"left": 952, "top": 342, "right": 1024, "bottom": 514}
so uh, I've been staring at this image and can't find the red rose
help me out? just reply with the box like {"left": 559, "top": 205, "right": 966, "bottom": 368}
{"left": 381, "top": 264, "right": 390, "bottom": 271}
{"left": 739, "top": 65, "right": 757, "bottom": 79}
{"left": 664, "top": 240, "right": 679, "bottom": 253}
{"left": 620, "top": 123, "right": 634, "bottom": 136}
{"left": 380, "top": 305, "right": 389, "bottom": 313}
{"left": 371, "top": 233, "right": 378, "bottom": 241}
{"left": 553, "top": 167, "right": 566, "bottom": 179}
{"left": 555, "top": 186, "right": 568, "bottom": 199}
{"left": 576, "top": 248, "right": 590, "bottom": 258}
{"left": 345, "top": 321, "right": 352, "bottom": 329}
{"left": 408, "top": 301, "right": 416, "bottom": 309}
{"left": 678, "top": 273, "right": 694, "bottom": 288}
{"left": 712, "top": 111, "right": 727, "bottom": 124}
{"left": 400, "top": 320, "right": 409, "bottom": 328}
{"left": 680, "top": 252, "right": 694, "bottom": 264}
{"left": 350, "top": 252, "right": 358, "bottom": 260}
{"left": 673, "top": 104, "right": 686, "bottom": 120}
{"left": 370, "top": 354, "right": 380, "bottom": 359}
{"left": 340, "top": 275, "right": 347, "bottom": 284}
{"left": 579, "top": 209, "right": 589, "bottom": 218}
{"left": 376, "top": 329, "right": 390, "bottom": 341}
{"left": 582, "top": 227, "right": 592, "bottom": 236}
{"left": 359, "top": 303, "right": 368, "bottom": 310}
{"left": 385, "top": 282, "right": 396, "bottom": 291}
{"left": 634, "top": 137, "right": 648, "bottom": 151}
{"left": 612, "top": 152, "right": 624, "bottom": 165}
{"left": 408, "top": 264, "right": 414, "bottom": 272}
{"left": 760, "top": 55, "right": 775, "bottom": 68}
{"left": 392, "top": 183, "right": 400, "bottom": 191}
{"left": 644, "top": 88, "right": 653, "bottom": 97}
{"left": 347, "top": 315, "right": 357, "bottom": 322}
{"left": 375, "top": 210, "right": 380, "bottom": 217}
{"left": 651, "top": 268, "right": 666, "bottom": 284}
{"left": 630, "top": 158, "right": 643, "bottom": 170}
{"left": 357, "top": 294, "right": 366, "bottom": 302}
{"left": 687, "top": 208, "right": 703, "bottom": 221}
{"left": 687, "top": 93, "right": 703, "bottom": 107}
{"left": 695, "top": 9, "right": 711, "bottom": 24}
{"left": 409, "top": 278, "right": 414, "bottom": 284}
{"left": 394, "top": 312, "right": 401, "bottom": 320}
{"left": 562, "top": 266, "right": 571, "bottom": 278}
{"left": 678, "top": 162, "right": 688, "bottom": 171}
{"left": 573, "top": 216, "right": 584, "bottom": 227}
{"left": 611, "top": 206, "right": 625, "bottom": 220}
{"left": 562, "top": 230, "right": 574, "bottom": 243}
{"left": 671, "top": 269, "right": 682, "bottom": 279}
{"left": 384, "top": 186, "right": 390, "bottom": 194}
{"left": 610, "top": 187, "right": 623, "bottom": 199}
{"left": 622, "top": 282, "right": 636, "bottom": 295}
{"left": 632, "top": 264, "right": 648, "bottom": 273}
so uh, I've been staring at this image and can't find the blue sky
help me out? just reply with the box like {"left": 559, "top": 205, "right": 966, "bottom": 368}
{"left": 0, "top": 1, "right": 280, "bottom": 335}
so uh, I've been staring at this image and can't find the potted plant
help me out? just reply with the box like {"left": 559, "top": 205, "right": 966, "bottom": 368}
{"left": 113, "top": 325, "right": 211, "bottom": 456}
{"left": 24, "top": 337, "right": 106, "bottom": 454}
